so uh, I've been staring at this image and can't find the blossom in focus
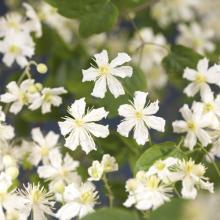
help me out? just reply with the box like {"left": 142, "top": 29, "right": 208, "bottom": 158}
{"left": 56, "top": 182, "right": 98, "bottom": 219}
{"left": 172, "top": 103, "right": 212, "bottom": 150}
{"left": 58, "top": 98, "right": 109, "bottom": 154}
{"left": 82, "top": 50, "right": 133, "bottom": 98}
{"left": 117, "top": 91, "right": 165, "bottom": 145}
{"left": 183, "top": 58, "right": 220, "bottom": 97}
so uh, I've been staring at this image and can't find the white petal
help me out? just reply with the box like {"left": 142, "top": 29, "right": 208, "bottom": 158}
{"left": 182, "top": 176, "right": 197, "bottom": 199}
{"left": 184, "top": 132, "right": 197, "bottom": 150}
{"left": 172, "top": 120, "right": 187, "bottom": 133}
{"left": 69, "top": 98, "right": 86, "bottom": 119}
{"left": 0, "top": 93, "right": 16, "bottom": 103}
{"left": 107, "top": 75, "right": 125, "bottom": 98}
{"left": 179, "top": 104, "right": 192, "bottom": 121}
{"left": 85, "top": 123, "right": 109, "bottom": 138}
{"left": 79, "top": 130, "right": 96, "bottom": 154}
{"left": 133, "top": 91, "right": 148, "bottom": 110}
{"left": 10, "top": 101, "right": 23, "bottom": 114}
{"left": 91, "top": 76, "right": 107, "bottom": 98}
{"left": 65, "top": 130, "right": 80, "bottom": 151}
{"left": 200, "top": 88, "right": 214, "bottom": 103}
{"left": 56, "top": 203, "right": 80, "bottom": 220}
{"left": 31, "top": 128, "right": 45, "bottom": 146}
{"left": 83, "top": 107, "right": 108, "bottom": 122}
{"left": 82, "top": 67, "right": 99, "bottom": 82}
{"left": 144, "top": 115, "right": 165, "bottom": 132}
{"left": 110, "top": 52, "right": 131, "bottom": 68}
{"left": 200, "top": 84, "right": 212, "bottom": 100}
{"left": 37, "top": 166, "right": 57, "bottom": 179}
{"left": 6, "top": 81, "right": 19, "bottom": 94}
{"left": 183, "top": 67, "right": 197, "bottom": 81}
{"left": 111, "top": 66, "right": 133, "bottom": 78}
{"left": 117, "top": 119, "right": 135, "bottom": 137}
{"left": 46, "top": 131, "right": 59, "bottom": 148}
{"left": 196, "top": 128, "right": 211, "bottom": 147}
{"left": 94, "top": 50, "right": 109, "bottom": 66}
{"left": 184, "top": 82, "right": 200, "bottom": 97}
{"left": 134, "top": 121, "right": 149, "bottom": 145}
{"left": 144, "top": 100, "right": 159, "bottom": 115}
{"left": 58, "top": 118, "right": 74, "bottom": 136}
{"left": 118, "top": 104, "right": 135, "bottom": 117}
{"left": 197, "top": 58, "right": 208, "bottom": 73}
{"left": 49, "top": 148, "right": 62, "bottom": 168}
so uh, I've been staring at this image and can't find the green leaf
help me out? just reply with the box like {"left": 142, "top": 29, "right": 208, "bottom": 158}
{"left": 45, "top": 0, "right": 108, "bottom": 18}
{"left": 162, "top": 45, "right": 202, "bottom": 86}
{"left": 134, "top": 142, "right": 186, "bottom": 173}
{"left": 112, "top": 0, "right": 149, "bottom": 10}
{"left": 81, "top": 208, "right": 139, "bottom": 220}
{"left": 45, "top": 0, "right": 119, "bottom": 37}
{"left": 79, "top": 2, "right": 118, "bottom": 37}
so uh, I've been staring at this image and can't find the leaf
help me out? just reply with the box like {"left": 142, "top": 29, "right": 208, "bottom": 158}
{"left": 134, "top": 142, "right": 186, "bottom": 173}
{"left": 79, "top": 2, "right": 119, "bottom": 37}
{"left": 162, "top": 45, "right": 202, "bottom": 86}
{"left": 112, "top": 0, "right": 149, "bottom": 10}
{"left": 45, "top": 0, "right": 119, "bottom": 37}
{"left": 81, "top": 208, "right": 139, "bottom": 220}
{"left": 45, "top": 0, "right": 108, "bottom": 18}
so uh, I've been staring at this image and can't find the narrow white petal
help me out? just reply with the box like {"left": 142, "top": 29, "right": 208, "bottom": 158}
{"left": 58, "top": 118, "right": 74, "bottom": 136}
{"left": 172, "top": 120, "right": 187, "bottom": 133}
{"left": 184, "top": 132, "right": 197, "bottom": 150}
{"left": 144, "top": 115, "right": 165, "bottom": 132}
{"left": 83, "top": 107, "right": 108, "bottom": 122}
{"left": 65, "top": 130, "right": 80, "bottom": 151}
{"left": 107, "top": 75, "right": 125, "bottom": 98}
{"left": 111, "top": 66, "right": 133, "bottom": 78}
{"left": 110, "top": 52, "right": 131, "bottom": 68}
{"left": 82, "top": 67, "right": 99, "bottom": 82}
{"left": 79, "top": 130, "right": 96, "bottom": 154}
{"left": 183, "top": 67, "right": 197, "bottom": 81}
{"left": 197, "top": 58, "right": 208, "bottom": 73}
{"left": 69, "top": 98, "right": 86, "bottom": 119}
{"left": 179, "top": 104, "right": 192, "bottom": 121}
{"left": 133, "top": 91, "right": 148, "bottom": 110}
{"left": 196, "top": 128, "right": 211, "bottom": 147}
{"left": 183, "top": 82, "right": 200, "bottom": 97}
{"left": 91, "top": 76, "right": 107, "bottom": 98}
{"left": 117, "top": 119, "right": 135, "bottom": 137}
{"left": 85, "top": 123, "right": 109, "bottom": 138}
{"left": 118, "top": 104, "right": 135, "bottom": 117}
{"left": 144, "top": 100, "right": 159, "bottom": 115}
{"left": 94, "top": 50, "right": 109, "bottom": 66}
{"left": 134, "top": 121, "right": 149, "bottom": 145}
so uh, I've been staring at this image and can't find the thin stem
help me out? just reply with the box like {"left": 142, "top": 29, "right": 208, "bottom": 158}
{"left": 177, "top": 137, "right": 184, "bottom": 149}
{"left": 173, "top": 185, "right": 181, "bottom": 198}
{"left": 199, "top": 144, "right": 220, "bottom": 177}
{"left": 102, "top": 174, "right": 114, "bottom": 208}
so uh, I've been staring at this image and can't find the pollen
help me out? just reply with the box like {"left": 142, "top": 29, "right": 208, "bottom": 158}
{"left": 74, "top": 119, "right": 84, "bottom": 127}
{"left": 155, "top": 160, "right": 166, "bottom": 171}
{"left": 98, "top": 65, "right": 110, "bottom": 75}
{"left": 135, "top": 111, "right": 143, "bottom": 120}
{"left": 146, "top": 176, "right": 160, "bottom": 189}
{"left": 40, "top": 146, "right": 49, "bottom": 157}
{"left": 203, "top": 103, "right": 214, "bottom": 113}
{"left": 80, "top": 191, "right": 94, "bottom": 204}
{"left": 195, "top": 73, "right": 206, "bottom": 84}
{"left": 8, "top": 45, "right": 21, "bottom": 55}
{"left": 187, "top": 121, "right": 197, "bottom": 131}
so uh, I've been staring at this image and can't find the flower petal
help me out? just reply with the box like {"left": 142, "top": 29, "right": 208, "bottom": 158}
{"left": 111, "top": 66, "right": 133, "bottom": 78}
{"left": 94, "top": 50, "right": 109, "bottom": 66}
{"left": 69, "top": 98, "right": 86, "bottom": 119}
{"left": 91, "top": 76, "right": 107, "bottom": 98}
{"left": 144, "top": 115, "right": 165, "bottom": 132}
{"left": 134, "top": 121, "right": 149, "bottom": 145}
{"left": 110, "top": 52, "right": 131, "bottom": 68}
{"left": 82, "top": 67, "right": 99, "bottom": 82}
{"left": 133, "top": 91, "right": 148, "bottom": 110}
{"left": 85, "top": 123, "right": 109, "bottom": 138}
{"left": 83, "top": 107, "right": 108, "bottom": 122}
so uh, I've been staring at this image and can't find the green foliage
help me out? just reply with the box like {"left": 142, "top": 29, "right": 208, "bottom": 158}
{"left": 162, "top": 45, "right": 203, "bottom": 86}
{"left": 134, "top": 142, "right": 186, "bottom": 173}
{"left": 81, "top": 208, "right": 140, "bottom": 220}
{"left": 45, "top": 0, "right": 118, "bottom": 37}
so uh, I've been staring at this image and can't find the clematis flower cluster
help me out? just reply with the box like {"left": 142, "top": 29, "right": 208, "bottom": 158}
{"left": 124, "top": 157, "right": 213, "bottom": 211}
{"left": 0, "top": 3, "right": 42, "bottom": 68}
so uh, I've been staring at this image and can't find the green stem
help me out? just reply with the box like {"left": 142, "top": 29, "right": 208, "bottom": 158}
{"left": 173, "top": 185, "right": 181, "bottom": 198}
{"left": 103, "top": 175, "right": 114, "bottom": 207}
{"left": 199, "top": 144, "right": 220, "bottom": 177}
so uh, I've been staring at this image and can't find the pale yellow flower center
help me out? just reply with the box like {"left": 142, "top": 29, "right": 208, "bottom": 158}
{"left": 203, "top": 103, "right": 214, "bottom": 113}
{"left": 8, "top": 45, "right": 21, "bottom": 55}
{"left": 31, "top": 189, "right": 43, "bottom": 204}
{"left": 80, "top": 191, "right": 94, "bottom": 204}
{"left": 8, "top": 21, "right": 19, "bottom": 30}
{"left": 19, "top": 92, "right": 29, "bottom": 104}
{"left": 183, "top": 161, "right": 195, "bottom": 174}
{"left": 155, "top": 161, "right": 166, "bottom": 171}
{"left": 135, "top": 111, "right": 143, "bottom": 120}
{"left": 40, "top": 146, "right": 49, "bottom": 157}
{"left": 146, "top": 176, "right": 160, "bottom": 189}
{"left": 0, "top": 190, "right": 6, "bottom": 203}
{"left": 59, "top": 168, "right": 68, "bottom": 177}
{"left": 91, "top": 168, "right": 99, "bottom": 178}
{"left": 6, "top": 210, "right": 20, "bottom": 220}
{"left": 43, "top": 92, "right": 52, "bottom": 102}
{"left": 98, "top": 65, "right": 110, "bottom": 76}
{"left": 74, "top": 119, "right": 84, "bottom": 127}
{"left": 195, "top": 73, "right": 206, "bottom": 84}
{"left": 187, "top": 121, "right": 197, "bottom": 131}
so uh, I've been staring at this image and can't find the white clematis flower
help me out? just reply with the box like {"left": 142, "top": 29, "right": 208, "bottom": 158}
{"left": 183, "top": 58, "right": 220, "bottom": 97}
{"left": 58, "top": 98, "right": 109, "bottom": 154}
{"left": 172, "top": 103, "right": 212, "bottom": 150}
{"left": 0, "top": 80, "right": 40, "bottom": 114}
{"left": 88, "top": 161, "right": 104, "bottom": 181}
{"left": 82, "top": 50, "right": 133, "bottom": 98}
{"left": 171, "top": 159, "right": 214, "bottom": 199}
{"left": 0, "top": 32, "right": 35, "bottom": 67}
{"left": 101, "top": 154, "right": 118, "bottom": 173}
{"left": 29, "top": 127, "right": 59, "bottom": 166}
{"left": 56, "top": 182, "right": 98, "bottom": 219}
{"left": 37, "top": 148, "right": 80, "bottom": 192}
{"left": 29, "top": 87, "right": 67, "bottom": 114}
{"left": 117, "top": 91, "right": 165, "bottom": 145}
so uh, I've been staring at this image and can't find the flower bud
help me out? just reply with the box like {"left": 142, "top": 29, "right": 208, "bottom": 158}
{"left": 6, "top": 166, "right": 19, "bottom": 179}
{"left": 37, "top": 63, "right": 48, "bottom": 74}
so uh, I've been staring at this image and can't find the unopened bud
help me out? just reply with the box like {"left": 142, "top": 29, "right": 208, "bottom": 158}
{"left": 37, "top": 63, "right": 48, "bottom": 74}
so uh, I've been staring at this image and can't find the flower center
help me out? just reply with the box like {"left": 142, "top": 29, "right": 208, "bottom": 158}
{"left": 187, "top": 121, "right": 197, "bottom": 131}
{"left": 43, "top": 92, "right": 52, "bottom": 102}
{"left": 80, "top": 191, "right": 94, "bottom": 204}
{"left": 31, "top": 189, "right": 43, "bottom": 204}
{"left": 40, "top": 146, "right": 49, "bottom": 157}
{"left": 146, "top": 176, "right": 160, "bottom": 190}
{"left": 19, "top": 92, "right": 29, "bottom": 104}
{"left": 135, "top": 111, "right": 143, "bottom": 120}
{"left": 155, "top": 161, "right": 165, "bottom": 171}
{"left": 98, "top": 65, "right": 110, "bottom": 75}
{"left": 203, "top": 103, "right": 214, "bottom": 113}
{"left": 74, "top": 119, "right": 84, "bottom": 127}
{"left": 195, "top": 73, "right": 206, "bottom": 84}
{"left": 6, "top": 210, "right": 20, "bottom": 220}
{"left": 183, "top": 161, "right": 195, "bottom": 174}
{"left": 91, "top": 169, "right": 99, "bottom": 178}
{"left": 8, "top": 45, "right": 21, "bottom": 55}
